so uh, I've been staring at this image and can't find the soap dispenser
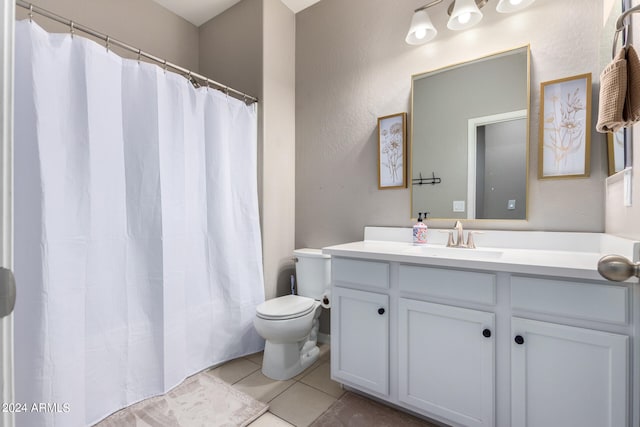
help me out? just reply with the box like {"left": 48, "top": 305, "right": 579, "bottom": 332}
{"left": 413, "top": 212, "right": 429, "bottom": 245}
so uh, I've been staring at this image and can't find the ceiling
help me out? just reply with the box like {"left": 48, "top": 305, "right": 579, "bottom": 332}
{"left": 151, "top": 0, "right": 322, "bottom": 26}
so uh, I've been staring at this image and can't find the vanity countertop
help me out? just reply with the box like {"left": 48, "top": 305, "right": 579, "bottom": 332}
{"left": 322, "top": 227, "right": 640, "bottom": 283}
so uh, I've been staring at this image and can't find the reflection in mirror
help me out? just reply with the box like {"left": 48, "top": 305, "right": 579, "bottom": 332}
{"left": 411, "top": 46, "right": 529, "bottom": 220}
{"left": 468, "top": 110, "right": 527, "bottom": 219}
{"left": 607, "top": 128, "right": 626, "bottom": 175}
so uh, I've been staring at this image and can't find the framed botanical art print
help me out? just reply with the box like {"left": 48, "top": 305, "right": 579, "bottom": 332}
{"left": 538, "top": 73, "right": 592, "bottom": 179}
{"left": 378, "top": 112, "right": 407, "bottom": 189}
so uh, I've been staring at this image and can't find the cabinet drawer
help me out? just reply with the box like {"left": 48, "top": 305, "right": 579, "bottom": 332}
{"left": 333, "top": 258, "right": 389, "bottom": 289}
{"left": 511, "top": 276, "right": 628, "bottom": 325}
{"left": 399, "top": 265, "right": 496, "bottom": 305}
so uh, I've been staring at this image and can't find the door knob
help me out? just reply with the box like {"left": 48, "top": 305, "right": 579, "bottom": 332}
{"left": 482, "top": 328, "right": 491, "bottom": 338}
{"left": 598, "top": 255, "right": 640, "bottom": 282}
{"left": 514, "top": 335, "right": 524, "bottom": 345}
{"left": 378, "top": 308, "right": 385, "bottom": 315}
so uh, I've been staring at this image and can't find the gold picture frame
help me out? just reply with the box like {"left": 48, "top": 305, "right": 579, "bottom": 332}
{"left": 538, "top": 73, "right": 592, "bottom": 179}
{"left": 607, "top": 128, "right": 625, "bottom": 176}
{"left": 378, "top": 112, "right": 407, "bottom": 189}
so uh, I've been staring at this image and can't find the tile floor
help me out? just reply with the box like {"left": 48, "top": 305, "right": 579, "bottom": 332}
{"left": 206, "top": 343, "right": 340, "bottom": 427}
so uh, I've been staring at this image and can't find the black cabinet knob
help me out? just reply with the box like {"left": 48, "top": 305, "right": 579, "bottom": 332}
{"left": 514, "top": 335, "right": 525, "bottom": 345}
{"left": 482, "top": 328, "right": 491, "bottom": 338}
{"left": 378, "top": 308, "right": 385, "bottom": 315}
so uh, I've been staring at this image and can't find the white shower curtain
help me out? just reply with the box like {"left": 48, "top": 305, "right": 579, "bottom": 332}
{"left": 13, "top": 20, "right": 265, "bottom": 426}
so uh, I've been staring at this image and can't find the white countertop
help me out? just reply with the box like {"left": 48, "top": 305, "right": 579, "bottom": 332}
{"left": 322, "top": 227, "right": 640, "bottom": 283}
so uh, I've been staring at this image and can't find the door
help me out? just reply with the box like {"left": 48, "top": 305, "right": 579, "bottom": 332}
{"left": 398, "top": 298, "right": 495, "bottom": 427}
{"left": 331, "top": 286, "right": 389, "bottom": 396}
{"left": 0, "top": 1, "right": 15, "bottom": 426}
{"left": 511, "top": 317, "right": 628, "bottom": 427}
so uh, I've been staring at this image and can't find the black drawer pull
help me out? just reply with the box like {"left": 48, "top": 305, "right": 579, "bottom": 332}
{"left": 482, "top": 328, "right": 491, "bottom": 338}
{"left": 378, "top": 308, "right": 385, "bottom": 315}
{"left": 514, "top": 335, "right": 524, "bottom": 345}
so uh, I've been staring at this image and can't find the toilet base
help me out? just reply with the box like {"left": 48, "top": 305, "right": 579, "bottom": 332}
{"left": 261, "top": 340, "right": 320, "bottom": 380}
{"left": 261, "top": 311, "right": 322, "bottom": 380}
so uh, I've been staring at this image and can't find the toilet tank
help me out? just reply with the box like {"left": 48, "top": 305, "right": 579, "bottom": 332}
{"left": 293, "top": 248, "right": 331, "bottom": 300}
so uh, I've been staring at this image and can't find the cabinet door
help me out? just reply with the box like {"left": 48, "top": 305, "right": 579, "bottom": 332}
{"left": 331, "top": 287, "right": 389, "bottom": 395}
{"left": 511, "top": 318, "right": 628, "bottom": 427}
{"left": 398, "top": 298, "right": 495, "bottom": 427}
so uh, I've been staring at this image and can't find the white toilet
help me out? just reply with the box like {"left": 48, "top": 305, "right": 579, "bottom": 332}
{"left": 253, "top": 248, "right": 331, "bottom": 380}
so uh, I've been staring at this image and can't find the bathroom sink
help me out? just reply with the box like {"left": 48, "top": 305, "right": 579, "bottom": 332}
{"left": 403, "top": 245, "right": 503, "bottom": 260}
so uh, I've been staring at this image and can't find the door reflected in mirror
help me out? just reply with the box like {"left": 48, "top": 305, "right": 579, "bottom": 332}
{"left": 411, "top": 46, "right": 530, "bottom": 220}
{"left": 469, "top": 111, "right": 527, "bottom": 219}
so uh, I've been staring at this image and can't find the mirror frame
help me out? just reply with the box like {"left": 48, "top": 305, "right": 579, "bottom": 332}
{"left": 409, "top": 45, "right": 531, "bottom": 221}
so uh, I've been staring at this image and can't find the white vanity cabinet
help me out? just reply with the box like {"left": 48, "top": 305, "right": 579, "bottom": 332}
{"left": 327, "top": 249, "right": 637, "bottom": 427}
{"left": 331, "top": 257, "right": 390, "bottom": 397}
{"left": 398, "top": 299, "right": 495, "bottom": 427}
{"left": 397, "top": 264, "right": 497, "bottom": 427}
{"left": 510, "top": 276, "right": 630, "bottom": 427}
{"left": 511, "top": 317, "right": 628, "bottom": 427}
{"left": 332, "top": 286, "right": 389, "bottom": 396}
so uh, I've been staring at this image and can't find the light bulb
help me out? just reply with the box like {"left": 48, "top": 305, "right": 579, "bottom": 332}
{"left": 496, "top": 0, "right": 535, "bottom": 13}
{"left": 415, "top": 28, "right": 427, "bottom": 39}
{"left": 457, "top": 12, "right": 471, "bottom": 24}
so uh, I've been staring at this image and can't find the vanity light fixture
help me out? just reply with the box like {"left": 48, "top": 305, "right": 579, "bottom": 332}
{"left": 405, "top": 0, "right": 441, "bottom": 45}
{"left": 447, "top": 0, "right": 486, "bottom": 31}
{"left": 405, "top": 0, "right": 536, "bottom": 45}
{"left": 496, "top": 0, "right": 535, "bottom": 13}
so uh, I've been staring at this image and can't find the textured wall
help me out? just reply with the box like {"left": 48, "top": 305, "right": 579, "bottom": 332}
{"left": 200, "top": 0, "right": 296, "bottom": 299}
{"left": 16, "top": 0, "right": 199, "bottom": 71}
{"left": 295, "top": 0, "right": 607, "bottom": 250}
{"left": 262, "top": 0, "right": 296, "bottom": 298}
{"left": 198, "top": 0, "right": 262, "bottom": 98}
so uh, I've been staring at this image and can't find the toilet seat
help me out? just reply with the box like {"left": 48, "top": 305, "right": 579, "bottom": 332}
{"left": 256, "top": 295, "right": 317, "bottom": 320}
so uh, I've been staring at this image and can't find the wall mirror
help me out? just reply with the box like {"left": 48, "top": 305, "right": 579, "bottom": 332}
{"left": 411, "top": 46, "right": 530, "bottom": 220}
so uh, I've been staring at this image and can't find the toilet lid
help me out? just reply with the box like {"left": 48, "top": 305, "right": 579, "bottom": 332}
{"left": 256, "top": 295, "right": 316, "bottom": 320}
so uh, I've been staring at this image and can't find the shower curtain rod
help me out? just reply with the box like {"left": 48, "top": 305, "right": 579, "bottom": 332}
{"left": 15, "top": 0, "right": 259, "bottom": 104}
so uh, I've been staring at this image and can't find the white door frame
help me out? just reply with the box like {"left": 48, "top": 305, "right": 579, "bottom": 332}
{"left": 0, "top": 0, "right": 15, "bottom": 426}
{"left": 467, "top": 109, "right": 527, "bottom": 220}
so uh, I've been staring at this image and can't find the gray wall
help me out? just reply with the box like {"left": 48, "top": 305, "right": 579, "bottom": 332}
{"left": 295, "top": 0, "right": 607, "bottom": 250}
{"left": 16, "top": 0, "right": 199, "bottom": 71}
{"left": 198, "top": 0, "right": 262, "bottom": 98}
{"left": 199, "top": 0, "right": 296, "bottom": 300}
